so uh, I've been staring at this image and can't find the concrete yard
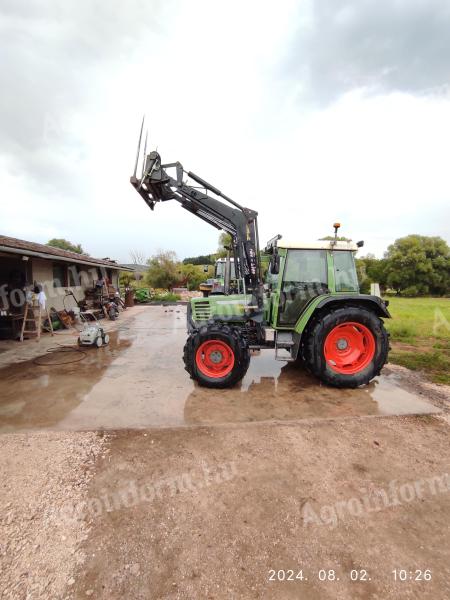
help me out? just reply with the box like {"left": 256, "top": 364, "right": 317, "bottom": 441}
{"left": 1, "top": 306, "right": 450, "bottom": 599}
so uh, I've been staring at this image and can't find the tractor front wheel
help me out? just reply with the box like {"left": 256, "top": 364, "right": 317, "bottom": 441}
{"left": 183, "top": 325, "right": 250, "bottom": 388}
{"left": 303, "top": 306, "right": 389, "bottom": 388}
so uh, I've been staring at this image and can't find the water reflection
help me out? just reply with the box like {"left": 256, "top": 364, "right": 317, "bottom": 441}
{"left": 0, "top": 307, "right": 440, "bottom": 433}
{"left": 184, "top": 351, "right": 440, "bottom": 425}
{"left": 0, "top": 331, "right": 132, "bottom": 432}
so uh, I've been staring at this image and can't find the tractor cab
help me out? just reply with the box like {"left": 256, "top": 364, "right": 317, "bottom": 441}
{"left": 266, "top": 240, "right": 361, "bottom": 329}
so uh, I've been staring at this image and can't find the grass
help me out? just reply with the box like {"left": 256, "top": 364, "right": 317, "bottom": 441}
{"left": 151, "top": 292, "right": 181, "bottom": 302}
{"left": 383, "top": 297, "right": 450, "bottom": 384}
{"left": 126, "top": 287, "right": 182, "bottom": 303}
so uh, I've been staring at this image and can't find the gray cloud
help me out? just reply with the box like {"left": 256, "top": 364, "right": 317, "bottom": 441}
{"left": 1, "top": 0, "right": 449, "bottom": 260}
{"left": 0, "top": 0, "right": 167, "bottom": 194}
{"left": 285, "top": 0, "right": 450, "bottom": 103}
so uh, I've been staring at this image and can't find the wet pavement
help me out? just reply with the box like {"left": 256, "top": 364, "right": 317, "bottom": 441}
{"left": 0, "top": 306, "right": 441, "bottom": 433}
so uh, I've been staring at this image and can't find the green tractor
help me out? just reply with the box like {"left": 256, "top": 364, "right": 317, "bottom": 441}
{"left": 130, "top": 135, "right": 390, "bottom": 389}
{"left": 185, "top": 235, "right": 389, "bottom": 388}
{"left": 199, "top": 257, "right": 237, "bottom": 297}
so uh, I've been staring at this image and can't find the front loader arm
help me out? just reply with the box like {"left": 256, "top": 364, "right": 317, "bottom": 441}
{"left": 130, "top": 149, "right": 262, "bottom": 307}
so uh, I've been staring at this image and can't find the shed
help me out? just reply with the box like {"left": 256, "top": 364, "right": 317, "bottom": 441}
{"left": 0, "top": 235, "right": 131, "bottom": 339}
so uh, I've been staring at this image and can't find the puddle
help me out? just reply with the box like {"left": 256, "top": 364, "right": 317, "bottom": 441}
{"left": 0, "top": 331, "right": 132, "bottom": 432}
{"left": 184, "top": 353, "right": 441, "bottom": 425}
{"left": 0, "top": 307, "right": 441, "bottom": 433}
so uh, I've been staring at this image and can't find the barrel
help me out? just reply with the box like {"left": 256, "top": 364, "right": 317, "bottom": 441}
{"left": 124, "top": 289, "right": 135, "bottom": 307}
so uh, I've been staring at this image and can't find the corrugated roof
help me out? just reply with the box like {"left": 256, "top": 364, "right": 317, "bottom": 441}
{"left": 0, "top": 235, "right": 132, "bottom": 270}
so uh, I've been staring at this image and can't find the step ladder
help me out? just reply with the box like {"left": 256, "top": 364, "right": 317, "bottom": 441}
{"left": 275, "top": 331, "right": 296, "bottom": 362}
{"left": 20, "top": 302, "right": 54, "bottom": 342}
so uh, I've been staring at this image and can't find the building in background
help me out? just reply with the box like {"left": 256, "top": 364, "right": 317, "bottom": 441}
{"left": 0, "top": 235, "right": 132, "bottom": 338}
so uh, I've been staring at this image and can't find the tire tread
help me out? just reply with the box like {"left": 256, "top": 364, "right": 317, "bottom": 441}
{"left": 183, "top": 324, "right": 250, "bottom": 388}
{"left": 302, "top": 306, "right": 389, "bottom": 388}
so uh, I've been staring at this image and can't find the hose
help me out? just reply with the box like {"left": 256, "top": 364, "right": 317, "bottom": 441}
{"left": 33, "top": 344, "right": 87, "bottom": 366}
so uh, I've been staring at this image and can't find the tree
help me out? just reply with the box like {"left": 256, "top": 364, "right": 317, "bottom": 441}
{"left": 47, "top": 238, "right": 86, "bottom": 254}
{"left": 179, "top": 263, "right": 206, "bottom": 291}
{"left": 217, "top": 232, "right": 233, "bottom": 258}
{"left": 182, "top": 254, "right": 214, "bottom": 266}
{"left": 119, "top": 271, "right": 134, "bottom": 287}
{"left": 356, "top": 254, "right": 388, "bottom": 294}
{"left": 130, "top": 250, "right": 147, "bottom": 264}
{"left": 145, "top": 250, "right": 181, "bottom": 290}
{"left": 384, "top": 235, "right": 450, "bottom": 296}
{"left": 182, "top": 232, "right": 232, "bottom": 264}
{"left": 356, "top": 258, "right": 371, "bottom": 294}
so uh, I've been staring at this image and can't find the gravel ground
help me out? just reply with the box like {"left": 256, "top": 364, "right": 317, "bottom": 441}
{"left": 1, "top": 307, "right": 449, "bottom": 599}
{"left": 0, "top": 432, "right": 108, "bottom": 600}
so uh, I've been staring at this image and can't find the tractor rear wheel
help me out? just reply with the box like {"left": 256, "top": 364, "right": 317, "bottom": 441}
{"left": 183, "top": 324, "right": 250, "bottom": 388}
{"left": 303, "top": 306, "right": 389, "bottom": 388}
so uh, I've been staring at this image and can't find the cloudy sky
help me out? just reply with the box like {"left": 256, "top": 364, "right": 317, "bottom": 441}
{"left": 1, "top": 0, "right": 450, "bottom": 262}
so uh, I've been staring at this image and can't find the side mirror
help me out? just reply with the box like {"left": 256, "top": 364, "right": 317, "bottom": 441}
{"left": 270, "top": 254, "right": 280, "bottom": 275}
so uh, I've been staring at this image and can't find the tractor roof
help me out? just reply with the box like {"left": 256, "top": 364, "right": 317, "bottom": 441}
{"left": 277, "top": 240, "right": 359, "bottom": 251}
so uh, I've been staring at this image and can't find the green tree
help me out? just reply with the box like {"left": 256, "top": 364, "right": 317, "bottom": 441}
{"left": 217, "top": 232, "right": 233, "bottom": 258}
{"left": 179, "top": 263, "right": 206, "bottom": 291}
{"left": 119, "top": 271, "right": 134, "bottom": 287}
{"left": 366, "top": 257, "right": 388, "bottom": 286}
{"left": 182, "top": 254, "right": 214, "bottom": 265}
{"left": 145, "top": 250, "right": 181, "bottom": 290}
{"left": 47, "top": 238, "right": 86, "bottom": 254}
{"left": 355, "top": 258, "right": 371, "bottom": 294}
{"left": 384, "top": 235, "right": 450, "bottom": 296}
{"left": 356, "top": 254, "right": 388, "bottom": 294}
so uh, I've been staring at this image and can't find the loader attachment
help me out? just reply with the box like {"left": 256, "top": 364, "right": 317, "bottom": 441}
{"left": 130, "top": 122, "right": 263, "bottom": 307}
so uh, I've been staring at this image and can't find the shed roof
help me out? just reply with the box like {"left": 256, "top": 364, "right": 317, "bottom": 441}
{"left": 0, "top": 235, "right": 133, "bottom": 270}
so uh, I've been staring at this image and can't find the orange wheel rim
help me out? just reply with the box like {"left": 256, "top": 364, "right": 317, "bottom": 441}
{"left": 195, "top": 340, "right": 235, "bottom": 378}
{"left": 324, "top": 322, "right": 376, "bottom": 375}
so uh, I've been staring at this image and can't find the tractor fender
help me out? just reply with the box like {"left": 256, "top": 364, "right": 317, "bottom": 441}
{"left": 314, "top": 294, "right": 391, "bottom": 318}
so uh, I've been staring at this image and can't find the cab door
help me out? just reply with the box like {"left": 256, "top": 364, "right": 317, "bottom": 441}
{"left": 277, "top": 249, "right": 329, "bottom": 326}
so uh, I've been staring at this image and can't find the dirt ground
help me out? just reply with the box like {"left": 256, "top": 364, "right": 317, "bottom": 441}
{"left": 1, "top": 306, "right": 449, "bottom": 599}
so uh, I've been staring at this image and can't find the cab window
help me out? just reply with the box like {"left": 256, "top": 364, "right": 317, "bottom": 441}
{"left": 278, "top": 250, "right": 328, "bottom": 325}
{"left": 333, "top": 251, "right": 359, "bottom": 292}
{"left": 283, "top": 250, "right": 327, "bottom": 284}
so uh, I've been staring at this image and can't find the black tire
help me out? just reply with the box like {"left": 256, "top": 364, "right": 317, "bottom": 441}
{"left": 183, "top": 324, "right": 250, "bottom": 388}
{"left": 302, "top": 306, "right": 389, "bottom": 388}
{"left": 108, "top": 307, "right": 116, "bottom": 321}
